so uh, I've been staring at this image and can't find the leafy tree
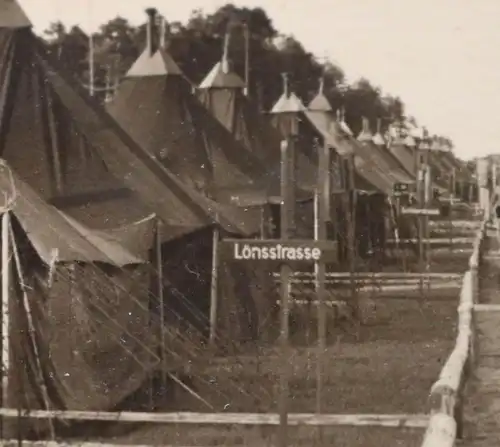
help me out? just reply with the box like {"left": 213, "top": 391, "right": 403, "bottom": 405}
{"left": 44, "top": 22, "right": 88, "bottom": 75}
{"left": 38, "top": 3, "right": 438, "bottom": 144}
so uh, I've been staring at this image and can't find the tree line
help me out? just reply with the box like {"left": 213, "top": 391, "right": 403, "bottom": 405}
{"left": 40, "top": 3, "right": 453, "bottom": 145}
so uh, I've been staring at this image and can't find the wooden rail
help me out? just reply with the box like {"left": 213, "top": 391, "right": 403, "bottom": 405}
{"left": 0, "top": 408, "right": 428, "bottom": 427}
{"left": 420, "top": 220, "right": 486, "bottom": 447}
{"left": 386, "top": 237, "right": 474, "bottom": 245}
{"left": 271, "top": 272, "right": 461, "bottom": 279}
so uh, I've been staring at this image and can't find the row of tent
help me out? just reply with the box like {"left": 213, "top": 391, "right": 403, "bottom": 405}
{"left": 0, "top": 0, "right": 473, "bottom": 432}
{"left": 106, "top": 9, "right": 470, "bottom": 247}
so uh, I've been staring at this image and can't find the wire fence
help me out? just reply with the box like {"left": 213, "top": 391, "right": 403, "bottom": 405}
{"left": 0, "top": 181, "right": 482, "bottom": 446}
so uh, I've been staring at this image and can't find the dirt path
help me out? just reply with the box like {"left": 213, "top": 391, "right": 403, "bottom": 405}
{"left": 463, "top": 231, "right": 500, "bottom": 446}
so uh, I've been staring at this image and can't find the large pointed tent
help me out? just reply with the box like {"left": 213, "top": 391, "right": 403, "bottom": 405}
{"left": 0, "top": 160, "right": 160, "bottom": 425}
{"left": 270, "top": 84, "right": 382, "bottom": 193}
{"left": 196, "top": 53, "right": 321, "bottom": 237}
{"left": 304, "top": 87, "right": 388, "bottom": 259}
{"left": 106, "top": 9, "right": 276, "bottom": 207}
{"left": 357, "top": 116, "right": 415, "bottom": 187}
{"left": 0, "top": 0, "right": 276, "bottom": 423}
{"left": 423, "top": 142, "right": 452, "bottom": 191}
{"left": 291, "top": 84, "right": 394, "bottom": 195}
{"left": 305, "top": 87, "right": 383, "bottom": 194}
{"left": 196, "top": 48, "right": 317, "bottom": 199}
{"left": 0, "top": 4, "right": 258, "bottom": 237}
{"left": 430, "top": 141, "right": 471, "bottom": 201}
{"left": 387, "top": 127, "right": 418, "bottom": 178}
{"left": 387, "top": 126, "right": 449, "bottom": 193}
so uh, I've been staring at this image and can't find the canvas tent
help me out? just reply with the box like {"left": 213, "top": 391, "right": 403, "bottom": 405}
{"left": 302, "top": 88, "right": 389, "bottom": 260}
{"left": 386, "top": 128, "right": 450, "bottom": 193}
{"left": 356, "top": 116, "right": 415, "bottom": 187}
{"left": 196, "top": 55, "right": 317, "bottom": 199}
{"left": 387, "top": 131, "right": 417, "bottom": 178}
{"left": 434, "top": 148, "right": 472, "bottom": 201}
{"left": 0, "top": 12, "right": 259, "bottom": 238}
{"left": 0, "top": 1, "right": 277, "bottom": 423}
{"left": 106, "top": 9, "right": 279, "bottom": 208}
{"left": 196, "top": 55, "right": 321, "bottom": 238}
{"left": 0, "top": 161, "right": 160, "bottom": 432}
{"left": 299, "top": 88, "right": 394, "bottom": 195}
{"left": 269, "top": 87, "right": 382, "bottom": 194}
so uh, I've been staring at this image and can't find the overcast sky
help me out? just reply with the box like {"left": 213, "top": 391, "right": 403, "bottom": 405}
{"left": 19, "top": 0, "right": 500, "bottom": 159}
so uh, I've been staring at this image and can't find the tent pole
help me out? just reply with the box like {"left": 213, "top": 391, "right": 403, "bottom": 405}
{"left": 310, "top": 188, "right": 318, "bottom": 347}
{"left": 346, "top": 155, "right": 359, "bottom": 326}
{"left": 9, "top": 224, "right": 55, "bottom": 439}
{"left": 88, "top": 32, "right": 95, "bottom": 97}
{"left": 415, "top": 146, "right": 423, "bottom": 298}
{"left": 209, "top": 220, "right": 220, "bottom": 348}
{"left": 315, "top": 140, "right": 328, "bottom": 443}
{"left": 449, "top": 169, "right": 455, "bottom": 250}
{"left": 156, "top": 221, "right": 166, "bottom": 387}
{"left": 243, "top": 24, "right": 250, "bottom": 97}
{"left": 278, "top": 137, "right": 292, "bottom": 447}
{"left": 424, "top": 164, "right": 432, "bottom": 293}
{"left": 1, "top": 212, "right": 10, "bottom": 436}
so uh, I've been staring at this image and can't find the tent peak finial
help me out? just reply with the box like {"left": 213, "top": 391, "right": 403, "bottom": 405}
{"left": 221, "top": 28, "right": 230, "bottom": 74}
{"left": 281, "top": 72, "right": 289, "bottom": 97}
{"left": 319, "top": 76, "right": 324, "bottom": 95}
{"left": 145, "top": 7, "right": 158, "bottom": 56}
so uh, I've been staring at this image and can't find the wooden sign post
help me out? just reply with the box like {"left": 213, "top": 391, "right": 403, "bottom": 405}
{"left": 449, "top": 169, "right": 456, "bottom": 250}
{"left": 217, "top": 136, "right": 337, "bottom": 447}
{"left": 315, "top": 140, "right": 329, "bottom": 442}
{"left": 413, "top": 143, "right": 432, "bottom": 299}
{"left": 424, "top": 165, "right": 432, "bottom": 293}
{"left": 346, "top": 155, "right": 358, "bottom": 321}
{"left": 417, "top": 159, "right": 425, "bottom": 297}
{"left": 209, "top": 219, "right": 220, "bottom": 348}
{"left": 278, "top": 136, "right": 292, "bottom": 447}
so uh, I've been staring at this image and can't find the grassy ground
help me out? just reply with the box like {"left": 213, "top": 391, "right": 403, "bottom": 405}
{"left": 190, "top": 295, "right": 457, "bottom": 414}
{"left": 88, "top": 424, "right": 426, "bottom": 446}
{"left": 40, "top": 234, "right": 473, "bottom": 446}
{"left": 64, "top": 283, "right": 457, "bottom": 447}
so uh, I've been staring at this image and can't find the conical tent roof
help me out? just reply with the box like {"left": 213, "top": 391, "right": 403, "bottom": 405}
{"left": 0, "top": 6, "right": 257, "bottom": 238}
{"left": 356, "top": 117, "right": 415, "bottom": 185}
{"left": 197, "top": 61, "right": 317, "bottom": 199}
{"left": 308, "top": 89, "right": 333, "bottom": 113}
{"left": 127, "top": 46, "right": 183, "bottom": 77}
{"left": 303, "top": 92, "right": 393, "bottom": 193}
{"left": 107, "top": 39, "right": 273, "bottom": 207}
{"left": 199, "top": 61, "right": 246, "bottom": 89}
{"left": 270, "top": 91, "right": 307, "bottom": 114}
